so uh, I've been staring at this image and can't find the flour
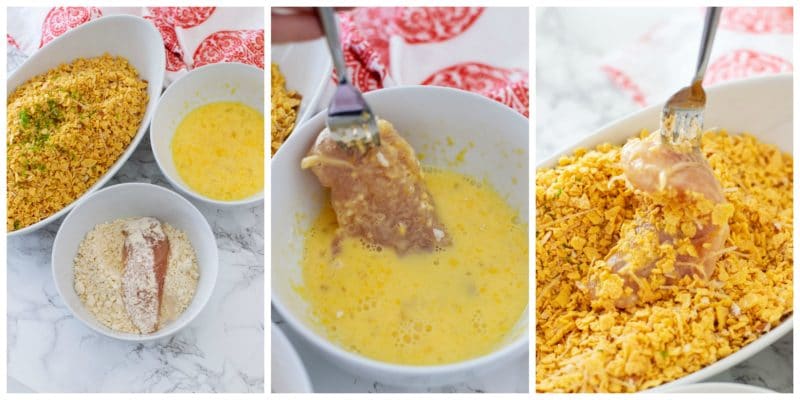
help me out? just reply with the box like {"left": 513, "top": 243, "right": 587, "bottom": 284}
{"left": 73, "top": 218, "right": 199, "bottom": 334}
{"left": 121, "top": 217, "right": 165, "bottom": 334}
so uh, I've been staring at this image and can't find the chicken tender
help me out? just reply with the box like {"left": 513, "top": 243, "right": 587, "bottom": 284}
{"left": 591, "top": 131, "right": 732, "bottom": 309}
{"left": 301, "top": 119, "right": 450, "bottom": 254}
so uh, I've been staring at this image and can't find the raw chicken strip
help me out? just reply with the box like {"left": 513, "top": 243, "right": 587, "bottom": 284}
{"left": 301, "top": 119, "right": 450, "bottom": 254}
{"left": 621, "top": 132, "right": 725, "bottom": 204}
{"left": 121, "top": 217, "right": 170, "bottom": 333}
{"left": 593, "top": 131, "right": 731, "bottom": 309}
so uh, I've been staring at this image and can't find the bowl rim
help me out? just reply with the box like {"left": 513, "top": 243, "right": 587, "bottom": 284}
{"left": 271, "top": 323, "right": 314, "bottom": 393}
{"left": 536, "top": 73, "right": 794, "bottom": 392}
{"left": 51, "top": 182, "right": 219, "bottom": 341}
{"left": 271, "top": 39, "right": 333, "bottom": 159}
{"left": 648, "top": 318, "right": 792, "bottom": 391}
{"left": 150, "top": 62, "right": 265, "bottom": 208}
{"left": 538, "top": 73, "right": 793, "bottom": 168}
{"left": 275, "top": 84, "right": 531, "bottom": 162}
{"left": 652, "top": 382, "right": 776, "bottom": 393}
{"left": 271, "top": 84, "right": 530, "bottom": 376}
{"left": 7, "top": 14, "right": 166, "bottom": 237}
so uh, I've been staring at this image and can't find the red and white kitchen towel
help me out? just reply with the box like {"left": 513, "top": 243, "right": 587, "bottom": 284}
{"left": 337, "top": 7, "right": 529, "bottom": 117}
{"left": 7, "top": 7, "right": 264, "bottom": 86}
{"left": 602, "top": 7, "right": 792, "bottom": 107}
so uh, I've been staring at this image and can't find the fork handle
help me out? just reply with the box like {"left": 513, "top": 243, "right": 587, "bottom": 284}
{"left": 318, "top": 7, "right": 350, "bottom": 85}
{"left": 692, "top": 7, "right": 721, "bottom": 84}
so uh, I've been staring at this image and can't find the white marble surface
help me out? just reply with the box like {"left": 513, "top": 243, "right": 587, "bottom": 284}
{"left": 271, "top": 307, "right": 528, "bottom": 393}
{"left": 536, "top": 8, "right": 792, "bottom": 393}
{"left": 7, "top": 50, "right": 264, "bottom": 391}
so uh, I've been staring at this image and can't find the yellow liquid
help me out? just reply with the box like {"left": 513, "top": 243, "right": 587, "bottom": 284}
{"left": 171, "top": 101, "right": 264, "bottom": 201}
{"left": 299, "top": 169, "right": 528, "bottom": 365}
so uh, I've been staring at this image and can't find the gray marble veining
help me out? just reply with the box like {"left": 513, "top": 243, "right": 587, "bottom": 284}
{"left": 536, "top": 8, "right": 792, "bottom": 393}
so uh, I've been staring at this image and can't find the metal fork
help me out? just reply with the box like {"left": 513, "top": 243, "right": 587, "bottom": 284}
{"left": 660, "top": 7, "right": 721, "bottom": 147}
{"left": 317, "top": 7, "right": 380, "bottom": 151}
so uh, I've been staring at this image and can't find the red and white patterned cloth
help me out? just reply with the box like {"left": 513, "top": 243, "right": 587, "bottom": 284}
{"left": 336, "top": 7, "right": 529, "bottom": 117}
{"left": 601, "top": 7, "right": 793, "bottom": 107}
{"left": 7, "top": 7, "right": 264, "bottom": 86}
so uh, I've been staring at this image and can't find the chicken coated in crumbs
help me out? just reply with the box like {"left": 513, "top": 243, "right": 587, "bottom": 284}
{"left": 590, "top": 130, "right": 732, "bottom": 309}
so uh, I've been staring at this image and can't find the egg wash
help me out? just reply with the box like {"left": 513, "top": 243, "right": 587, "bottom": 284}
{"left": 299, "top": 168, "right": 528, "bottom": 365}
{"left": 171, "top": 101, "right": 264, "bottom": 201}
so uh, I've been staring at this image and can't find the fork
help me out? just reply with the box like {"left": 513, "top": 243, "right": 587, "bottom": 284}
{"left": 660, "top": 7, "right": 721, "bottom": 148}
{"left": 317, "top": 7, "right": 380, "bottom": 151}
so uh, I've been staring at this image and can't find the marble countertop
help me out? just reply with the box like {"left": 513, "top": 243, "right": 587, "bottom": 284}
{"left": 536, "top": 8, "right": 792, "bottom": 393}
{"left": 7, "top": 53, "right": 264, "bottom": 393}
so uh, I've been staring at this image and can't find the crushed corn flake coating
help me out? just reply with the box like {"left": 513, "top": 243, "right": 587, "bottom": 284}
{"left": 536, "top": 130, "right": 793, "bottom": 392}
{"left": 271, "top": 62, "right": 301, "bottom": 156}
{"left": 7, "top": 54, "right": 148, "bottom": 231}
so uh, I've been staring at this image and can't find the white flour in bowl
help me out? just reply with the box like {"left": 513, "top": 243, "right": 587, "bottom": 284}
{"left": 73, "top": 218, "right": 199, "bottom": 334}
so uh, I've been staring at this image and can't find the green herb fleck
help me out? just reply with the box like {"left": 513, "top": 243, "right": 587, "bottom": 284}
{"left": 30, "top": 130, "right": 51, "bottom": 152}
{"left": 46, "top": 99, "right": 62, "bottom": 123}
{"left": 19, "top": 110, "right": 31, "bottom": 128}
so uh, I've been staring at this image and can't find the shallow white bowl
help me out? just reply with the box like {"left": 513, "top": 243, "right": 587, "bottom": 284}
{"left": 656, "top": 382, "right": 774, "bottom": 393}
{"left": 271, "top": 39, "right": 333, "bottom": 156}
{"left": 538, "top": 74, "right": 793, "bottom": 392}
{"left": 272, "top": 86, "right": 529, "bottom": 387}
{"left": 150, "top": 62, "right": 265, "bottom": 207}
{"left": 271, "top": 323, "right": 313, "bottom": 393}
{"left": 7, "top": 15, "right": 165, "bottom": 236}
{"left": 52, "top": 183, "right": 219, "bottom": 341}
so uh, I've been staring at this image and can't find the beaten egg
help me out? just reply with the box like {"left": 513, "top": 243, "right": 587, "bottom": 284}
{"left": 171, "top": 101, "right": 264, "bottom": 201}
{"left": 299, "top": 169, "right": 528, "bottom": 365}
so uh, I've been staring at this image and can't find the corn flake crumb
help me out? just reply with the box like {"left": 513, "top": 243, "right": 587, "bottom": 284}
{"left": 536, "top": 131, "right": 793, "bottom": 392}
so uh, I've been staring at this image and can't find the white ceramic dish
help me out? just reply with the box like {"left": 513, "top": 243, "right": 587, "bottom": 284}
{"left": 272, "top": 86, "right": 529, "bottom": 387}
{"left": 7, "top": 377, "right": 35, "bottom": 393}
{"left": 538, "top": 74, "right": 793, "bottom": 392}
{"left": 271, "top": 324, "right": 313, "bottom": 393}
{"left": 52, "top": 183, "right": 218, "bottom": 341}
{"left": 150, "top": 62, "right": 264, "bottom": 207}
{"left": 271, "top": 38, "right": 333, "bottom": 156}
{"left": 656, "top": 382, "right": 774, "bottom": 393}
{"left": 7, "top": 15, "right": 165, "bottom": 236}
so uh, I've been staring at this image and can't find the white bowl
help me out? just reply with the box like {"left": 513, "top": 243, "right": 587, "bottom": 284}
{"left": 271, "top": 39, "right": 333, "bottom": 156}
{"left": 7, "top": 15, "right": 166, "bottom": 236}
{"left": 656, "top": 382, "right": 775, "bottom": 393}
{"left": 272, "top": 86, "right": 529, "bottom": 387}
{"left": 52, "top": 183, "right": 219, "bottom": 341}
{"left": 538, "top": 74, "right": 793, "bottom": 392}
{"left": 150, "top": 62, "right": 265, "bottom": 207}
{"left": 271, "top": 324, "right": 313, "bottom": 393}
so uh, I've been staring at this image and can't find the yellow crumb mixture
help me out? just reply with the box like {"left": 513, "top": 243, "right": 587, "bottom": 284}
{"left": 300, "top": 169, "right": 528, "bottom": 365}
{"left": 590, "top": 184, "right": 734, "bottom": 309}
{"left": 171, "top": 101, "right": 264, "bottom": 201}
{"left": 271, "top": 63, "right": 301, "bottom": 156}
{"left": 7, "top": 54, "right": 148, "bottom": 231}
{"left": 536, "top": 130, "right": 793, "bottom": 392}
